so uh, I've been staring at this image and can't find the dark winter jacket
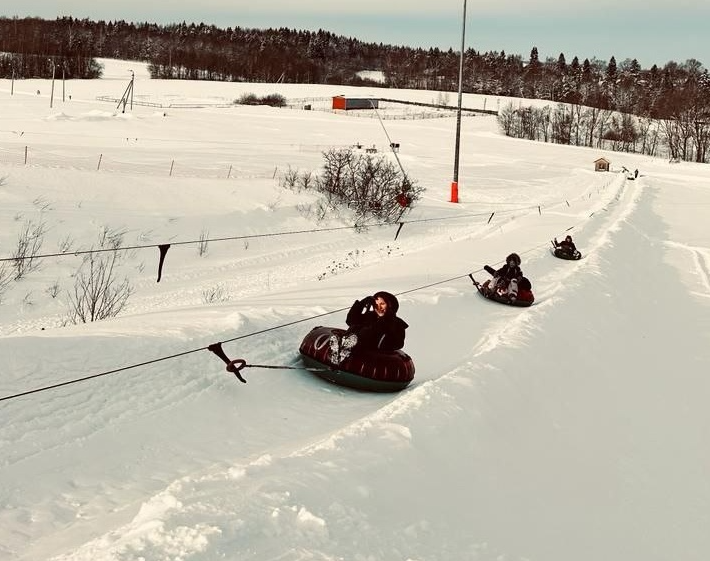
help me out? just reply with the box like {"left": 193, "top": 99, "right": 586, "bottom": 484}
{"left": 345, "top": 291, "right": 408, "bottom": 352}
{"left": 555, "top": 239, "right": 577, "bottom": 252}
{"left": 494, "top": 262, "right": 523, "bottom": 283}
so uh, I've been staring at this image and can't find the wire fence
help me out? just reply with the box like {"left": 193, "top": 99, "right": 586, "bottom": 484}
{"left": 0, "top": 94, "right": 494, "bottom": 179}
{"left": 0, "top": 142, "right": 274, "bottom": 179}
{"left": 284, "top": 96, "right": 496, "bottom": 121}
{"left": 93, "top": 94, "right": 470, "bottom": 121}
{"left": 95, "top": 95, "right": 236, "bottom": 109}
{"left": 0, "top": 140, "right": 362, "bottom": 180}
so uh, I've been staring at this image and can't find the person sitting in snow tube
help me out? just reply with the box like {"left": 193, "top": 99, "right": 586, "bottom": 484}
{"left": 328, "top": 291, "right": 408, "bottom": 364}
{"left": 555, "top": 235, "right": 577, "bottom": 253}
{"left": 489, "top": 252, "right": 524, "bottom": 302}
{"left": 517, "top": 276, "right": 534, "bottom": 302}
{"left": 553, "top": 235, "right": 582, "bottom": 259}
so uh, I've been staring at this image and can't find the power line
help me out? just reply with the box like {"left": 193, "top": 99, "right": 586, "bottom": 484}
{"left": 0, "top": 206, "right": 537, "bottom": 264}
{"left": 0, "top": 307, "right": 350, "bottom": 403}
{"left": 0, "top": 230, "right": 561, "bottom": 403}
{"left": 0, "top": 197, "right": 601, "bottom": 402}
{"left": 0, "top": 265, "right": 494, "bottom": 402}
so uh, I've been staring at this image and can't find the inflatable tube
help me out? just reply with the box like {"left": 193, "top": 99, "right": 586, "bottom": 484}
{"left": 552, "top": 247, "right": 582, "bottom": 260}
{"left": 298, "top": 326, "right": 415, "bottom": 392}
{"left": 475, "top": 279, "right": 534, "bottom": 307}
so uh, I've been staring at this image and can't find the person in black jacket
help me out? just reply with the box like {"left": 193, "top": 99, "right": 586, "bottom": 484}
{"left": 329, "top": 291, "right": 408, "bottom": 364}
{"left": 489, "top": 252, "right": 523, "bottom": 301}
{"left": 554, "top": 235, "right": 577, "bottom": 253}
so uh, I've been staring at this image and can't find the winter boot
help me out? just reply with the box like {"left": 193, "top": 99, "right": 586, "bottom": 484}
{"left": 328, "top": 334, "right": 340, "bottom": 363}
{"left": 338, "top": 333, "right": 358, "bottom": 363}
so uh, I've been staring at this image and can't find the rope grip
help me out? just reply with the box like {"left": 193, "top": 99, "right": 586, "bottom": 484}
{"left": 208, "top": 343, "right": 247, "bottom": 383}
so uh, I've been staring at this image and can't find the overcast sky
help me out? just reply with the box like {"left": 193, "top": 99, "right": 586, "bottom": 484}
{"left": 4, "top": 1, "right": 708, "bottom": 69}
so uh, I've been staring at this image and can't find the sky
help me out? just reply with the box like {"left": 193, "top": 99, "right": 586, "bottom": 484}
{"left": 3, "top": 1, "right": 709, "bottom": 69}
{"left": 1, "top": 59, "right": 710, "bottom": 561}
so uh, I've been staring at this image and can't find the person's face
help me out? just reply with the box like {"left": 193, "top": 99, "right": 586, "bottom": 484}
{"left": 374, "top": 296, "right": 388, "bottom": 317}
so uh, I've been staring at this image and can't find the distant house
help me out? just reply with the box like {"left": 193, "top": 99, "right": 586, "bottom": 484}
{"left": 594, "top": 157, "right": 611, "bottom": 172}
{"left": 332, "top": 96, "right": 379, "bottom": 110}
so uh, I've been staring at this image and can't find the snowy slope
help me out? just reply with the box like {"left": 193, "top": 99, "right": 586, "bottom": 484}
{"left": 1, "top": 59, "right": 710, "bottom": 561}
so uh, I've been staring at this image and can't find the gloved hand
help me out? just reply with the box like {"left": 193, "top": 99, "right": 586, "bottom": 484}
{"left": 362, "top": 296, "right": 376, "bottom": 309}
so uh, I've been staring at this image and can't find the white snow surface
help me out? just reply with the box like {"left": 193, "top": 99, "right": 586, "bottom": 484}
{"left": 1, "top": 58, "right": 710, "bottom": 561}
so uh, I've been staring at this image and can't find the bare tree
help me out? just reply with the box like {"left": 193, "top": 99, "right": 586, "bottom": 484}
{"left": 637, "top": 116, "right": 661, "bottom": 156}
{"left": 497, "top": 103, "right": 517, "bottom": 136}
{"left": 66, "top": 250, "right": 133, "bottom": 323}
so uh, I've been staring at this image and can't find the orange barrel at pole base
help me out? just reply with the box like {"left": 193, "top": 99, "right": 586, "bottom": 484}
{"left": 450, "top": 181, "right": 459, "bottom": 203}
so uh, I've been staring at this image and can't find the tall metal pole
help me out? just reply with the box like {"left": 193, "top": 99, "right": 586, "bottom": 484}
{"left": 50, "top": 60, "right": 56, "bottom": 109}
{"left": 450, "top": 0, "right": 467, "bottom": 203}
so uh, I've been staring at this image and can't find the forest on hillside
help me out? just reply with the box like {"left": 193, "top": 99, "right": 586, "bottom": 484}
{"left": 1, "top": 16, "right": 708, "bottom": 162}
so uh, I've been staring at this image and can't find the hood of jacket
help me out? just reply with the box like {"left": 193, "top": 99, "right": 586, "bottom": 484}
{"left": 373, "top": 290, "right": 399, "bottom": 316}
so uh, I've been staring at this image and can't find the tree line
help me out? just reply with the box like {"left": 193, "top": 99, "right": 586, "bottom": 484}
{"left": 1, "top": 16, "right": 709, "bottom": 162}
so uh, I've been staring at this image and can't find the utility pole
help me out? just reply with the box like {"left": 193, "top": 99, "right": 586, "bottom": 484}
{"left": 117, "top": 70, "right": 135, "bottom": 113}
{"left": 50, "top": 59, "right": 56, "bottom": 108}
{"left": 450, "top": 0, "right": 467, "bottom": 203}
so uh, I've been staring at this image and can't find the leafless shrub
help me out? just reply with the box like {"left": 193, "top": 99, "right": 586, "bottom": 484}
{"left": 138, "top": 229, "right": 154, "bottom": 242}
{"left": 282, "top": 148, "right": 422, "bottom": 224}
{"left": 46, "top": 280, "right": 60, "bottom": 299}
{"left": 295, "top": 201, "right": 330, "bottom": 223}
{"left": 202, "top": 285, "right": 227, "bottom": 304}
{"left": 299, "top": 170, "right": 315, "bottom": 190}
{"left": 97, "top": 226, "right": 127, "bottom": 251}
{"left": 12, "top": 218, "right": 46, "bottom": 280}
{"left": 235, "top": 93, "right": 286, "bottom": 107}
{"left": 198, "top": 229, "right": 209, "bottom": 257}
{"left": 66, "top": 249, "right": 133, "bottom": 324}
{"left": 266, "top": 193, "right": 283, "bottom": 212}
{"left": 317, "top": 249, "right": 364, "bottom": 281}
{"left": 58, "top": 234, "right": 74, "bottom": 254}
{"left": 33, "top": 196, "right": 52, "bottom": 212}
{"left": 435, "top": 92, "right": 451, "bottom": 106}
{"left": 0, "top": 263, "right": 12, "bottom": 302}
{"left": 281, "top": 167, "right": 316, "bottom": 193}
{"left": 281, "top": 166, "right": 300, "bottom": 190}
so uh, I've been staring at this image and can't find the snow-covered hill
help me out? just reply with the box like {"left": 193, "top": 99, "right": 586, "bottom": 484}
{"left": 1, "top": 59, "right": 709, "bottom": 561}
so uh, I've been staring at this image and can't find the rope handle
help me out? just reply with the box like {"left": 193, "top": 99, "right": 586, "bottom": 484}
{"left": 208, "top": 343, "right": 333, "bottom": 386}
{"left": 208, "top": 343, "right": 247, "bottom": 383}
